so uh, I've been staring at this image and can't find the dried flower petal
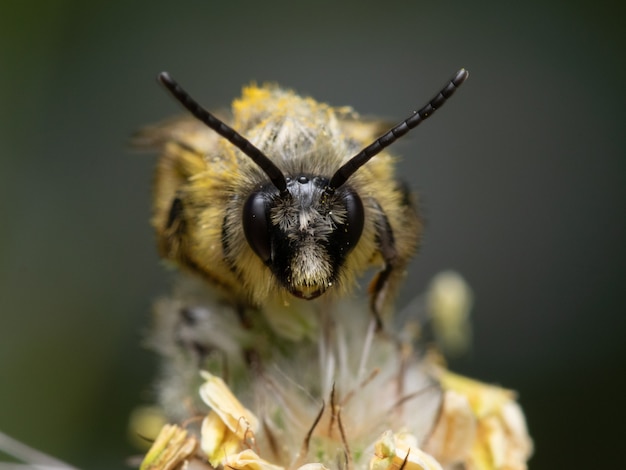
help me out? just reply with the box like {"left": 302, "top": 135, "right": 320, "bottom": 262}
{"left": 199, "top": 371, "right": 259, "bottom": 438}
{"left": 223, "top": 449, "right": 285, "bottom": 470}
{"left": 199, "top": 371, "right": 261, "bottom": 466}
{"left": 425, "top": 370, "right": 533, "bottom": 470}
{"left": 140, "top": 424, "right": 198, "bottom": 470}
{"left": 371, "top": 430, "right": 442, "bottom": 470}
{"left": 422, "top": 390, "right": 475, "bottom": 465}
{"left": 297, "top": 464, "right": 331, "bottom": 470}
{"left": 201, "top": 410, "right": 244, "bottom": 467}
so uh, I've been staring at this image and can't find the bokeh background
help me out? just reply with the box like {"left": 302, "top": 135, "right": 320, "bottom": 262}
{"left": 1, "top": 1, "right": 624, "bottom": 468}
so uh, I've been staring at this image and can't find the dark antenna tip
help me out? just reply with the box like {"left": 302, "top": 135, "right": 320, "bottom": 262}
{"left": 157, "top": 71, "right": 171, "bottom": 85}
{"left": 328, "top": 68, "right": 469, "bottom": 190}
{"left": 454, "top": 68, "right": 470, "bottom": 85}
{"left": 157, "top": 71, "right": 288, "bottom": 193}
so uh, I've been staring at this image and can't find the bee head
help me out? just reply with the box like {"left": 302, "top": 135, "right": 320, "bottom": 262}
{"left": 242, "top": 175, "right": 364, "bottom": 299}
{"left": 157, "top": 69, "right": 468, "bottom": 300}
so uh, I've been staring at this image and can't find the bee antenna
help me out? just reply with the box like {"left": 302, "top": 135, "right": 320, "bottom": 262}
{"left": 328, "top": 68, "right": 469, "bottom": 191}
{"left": 157, "top": 72, "right": 288, "bottom": 193}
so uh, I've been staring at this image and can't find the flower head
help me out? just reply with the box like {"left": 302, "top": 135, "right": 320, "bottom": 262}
{"left": 139, "top": 273, "right": 532, "bottom": 470}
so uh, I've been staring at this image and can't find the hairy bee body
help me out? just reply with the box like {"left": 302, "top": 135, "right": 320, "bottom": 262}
{"left": 137, "top": 85, "right": 421, "bottom": 318}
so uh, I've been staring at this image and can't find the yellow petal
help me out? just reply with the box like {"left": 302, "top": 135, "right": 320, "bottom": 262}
{"left": 223, "top": 449, "right": 285, "bottom": 470}
{"left": 140, "top": 424, "right": 198, "bottom": 470}
{"left": 423, "top": 390, "right": 476, "bottom": 465}
{"left": 371, "top": 430, "right": 443, "bottom": 470}
{"left": 371, "top": 430, "right": 396, "bottom": 470}
{"left": 501, "top": 401, "right": 533, "bottom": 466}
{"left": 438, "top": 371, "right": 514, "bottom": 418}
{"left": 297, "top": 464, "right": 331, "bottom": 470}
{"left": 199, "top": 371, "right": 259, "bottom": 439}
{"left": 201, "top": 411, "right": 243, "bottom": 467}
{"left": 430, "top": 369, "right": 533, "bottom": 470}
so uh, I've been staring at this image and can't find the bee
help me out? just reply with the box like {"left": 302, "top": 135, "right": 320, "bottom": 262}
{"left": 134, "top": 69, "right": 468, "bottom": 329}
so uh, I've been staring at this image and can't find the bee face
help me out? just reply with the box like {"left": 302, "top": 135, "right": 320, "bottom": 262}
{"left": 137, "top": 69, "right": 468, "bottom": 327}
{"left": 243, "top": 175, "right": 364, "bottom": 299}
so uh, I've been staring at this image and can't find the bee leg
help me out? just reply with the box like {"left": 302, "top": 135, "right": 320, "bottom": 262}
{"left": 369, "top": 207, "right": 399, "bottom": 331}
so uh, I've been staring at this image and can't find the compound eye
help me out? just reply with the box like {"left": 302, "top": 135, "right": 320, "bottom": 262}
{"left": 339, "top": 190, "right": 365, "bottom": 253}
{"left": 242, "top": 192, "right": 272, "bottom": 263}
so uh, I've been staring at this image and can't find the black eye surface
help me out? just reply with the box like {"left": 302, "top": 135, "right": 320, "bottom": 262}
{"left": 243, "top": 192, "right": 272, "bottom": 263}
{"left": 336, "top": 190, "right": 364, "bottom": 253}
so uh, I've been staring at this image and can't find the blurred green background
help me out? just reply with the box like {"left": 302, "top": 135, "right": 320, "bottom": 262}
{"left": 1, "top": 1, "right": 624, "bottom": 468}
